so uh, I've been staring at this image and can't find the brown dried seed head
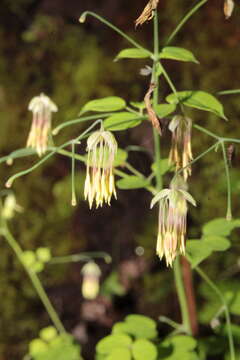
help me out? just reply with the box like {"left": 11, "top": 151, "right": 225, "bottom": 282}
{"left": 144, "top": 83, "right": 161, "bottom": 135}
{"left": 135, "top": 0, "right": 159, "bottom": 27}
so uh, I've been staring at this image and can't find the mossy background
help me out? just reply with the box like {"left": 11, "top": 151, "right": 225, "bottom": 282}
{"left": 0, "top": 0, "right": 240, "bottom": 359}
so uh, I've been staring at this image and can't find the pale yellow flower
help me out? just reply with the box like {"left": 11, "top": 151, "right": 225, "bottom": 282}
{"left": 27, "top": 93, "right": 58, "bottom": 156}
{"left": 169, "top": 115, "right": 193, "bottom": 181}
{"left": 84, "top": 128, "right": 117, "bottom": 209}
{"left": 81, "top": 262, "right": 101, "bottom": 300}
{"left": 2, "top": 194, "right": 23, "bottom": 220}
{"left": 151, "top": 177, "right": 196, "bottom": 267}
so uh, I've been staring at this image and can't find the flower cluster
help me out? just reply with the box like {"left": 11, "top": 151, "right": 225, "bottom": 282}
{"left": 169, "top": 115, "right": 193, "bottom": 181}
{"left": 151, "top": 177, "right": 196, "bottom": 267}
{"left": 27, "top": 93, "right": 58, "bottom": 156}
{"left": 84, "top": 127, "right": 117, "bottom": 209}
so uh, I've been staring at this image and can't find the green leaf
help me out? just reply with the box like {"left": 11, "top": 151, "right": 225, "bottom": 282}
{"left": 101, "top": 272, "right": 126, "bottom": 299}
{"left": 21, "top": 251, "right": 36, "bottom": 267}
{"left": 96, "top": 334, "right": 132, "bottom": 355}
{"left": 39, "top": 327, "right": 58, "bottom": 342}
{"left": 36, "top": 247, "right": 52, "bottom": 263}
{"left": 115, "top": 48, "right": 150, "bottom": 60}
{"left": 106, "top": 348, "right": 131, "bottom": 360}
{"left": 166, "top": 91, "right": 227, "bottom": 119}
{"left": 160, "top": 46, "right": 199, "bottom": 64}
{"left": 158, "top": 336, "right": 198, "bottom": 360}
{"left": 202, "top": 218, "right": 240, "bottom": 236}
{"left": 104, "top": 112, "right": 142, "bottom": 131}
{"left": 114, "top": 149, "right": 128, "bottom": 167}
{"left": 112, "top": 315, "right": 158, "bottom": 340}
{"left": 187, "top": 240, "right": 212, "bottom": 268}
{"left": 30, "top": 334, "right": 82, "bottom": 360}
{"left": 32, "top": 261, "right": 44, "bottom": 273}
{"left": 151, "top": 159, "right": 174, "bottom": 176}
{"left": 80, "top": 97, "right": 126, "bottom": 114}
{"left": 29, "top": 339, "right": 49, "bottom": 356}
{"left": 132, "top": 339, "right": 157, "bottom": 360}
{"left": 117, "top": 176, "right": 150, "bottom": 190}
{"left": 124, "top": 315, "right": 158, "bottom": 340}
{"left": 130, "top": 101, "right": 145, "bottom": 111}
{"left": 202, "top": 235, "right": 230, "bottom": 251}
{"left": 155, "top": 103, "right": 176, "bottom": 117}
{"left": 170, "top": 336, "right": 197, "bottom": 351}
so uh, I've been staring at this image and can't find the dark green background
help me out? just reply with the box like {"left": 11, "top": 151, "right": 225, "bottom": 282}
{"left": 0, "top": 0, "right": 240, "bottom": 359}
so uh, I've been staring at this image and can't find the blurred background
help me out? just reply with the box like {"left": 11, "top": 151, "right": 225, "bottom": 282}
{"left": 0, "top": 0, "right": 240, "bottom": 359}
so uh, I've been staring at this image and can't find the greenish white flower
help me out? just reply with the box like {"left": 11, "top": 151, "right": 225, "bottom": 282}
{"left": 151, "top": 176, "right": 196, "bottom": 267}
{"left": 2, "top": 194, "right": 23, "bottom": 220}
{"left": 27, "top": 93, "right": 58, "bottom": 156}
{"left": 84, "top": 128, "right": 117, "bottom": 209}
{"left": 169, "top": 115, "right": 193, "bottom": 181}
{"left": 81, "top": 262, "right": 101, "bottom": 300}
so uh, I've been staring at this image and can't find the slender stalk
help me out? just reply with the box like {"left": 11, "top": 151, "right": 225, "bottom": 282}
{"left": 173, "top": 256, "right": 192, "bottom": 334}
{"left": 125, "top": 162, "right": 145, "bottom": 178}
{"left": 79, "top": 11, "right": 152, "bottom": 56}
{"left": 193, "top": 124, "right": 220, "bottom": 140}
{"left": 221, "top": 141, "right": 232, "bottom": 220}
{"left": 1, "top": 221, "right": 65, "bottom": 333}
{"left": 217, "top": 89, "right": 240, "bottom": 96}
{"left": 152, "top": 10, "right": 162, "bottom": 190}
{"left": 49, "top": 252, "right": 111, "bottom": 265}
{"left": 175, "top": 142, "right": 219, "bottom": 180}
{"left": 71, "top": 142, "right": 77, "bottom": 207}
{"left": 195, "top": 266, "right": 235, "bottom": 360}
{"left": 153, "top": 10, "right": 191, "bottom": 335}
{"left": 165, "top": 0, "right": 208, "bottom": 45}
{"left": 52, "top": 113, "right": 114, "bottom": 135}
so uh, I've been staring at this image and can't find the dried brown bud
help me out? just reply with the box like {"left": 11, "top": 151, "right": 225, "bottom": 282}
{"left": 144, "top": 83, "right": 161, "bottom": 134}
{"left": 135, "top": 0, "right": 159, "bottom": 27}
{"left": 224, "top": 0, "right": 235, "bottom": 19}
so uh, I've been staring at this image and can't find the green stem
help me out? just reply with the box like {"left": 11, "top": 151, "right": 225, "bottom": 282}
{"left": 153, "top": 10, "right": 191, "bottom": 334}
{"left": 152, "top": 11, "right": 162, "bottom": 190}
{"left": 1, "top": 222, "right": 65, "bottom": 333}
{"left": 175, "top": 142, "right": 219, "bottom": 180}
{"left": 5, "top": 120, "right": 102, "bottom": 188}
{"left": 125, "top": 162, "right": 144, "bottom": 178}
{"left": 52, "top": 113, "right": 114, "bottom": 135}
{"left": 173, "top": 256, "right": 192, "bottom": 334}
{"left": 79, "top": 11, "right": 152, "bottom": 55}
{"left": 221, "top": 141, "right": 232, "bottom": 220}
{"left": 195, "top": 266, "right": 235, "bottom": 360}
{"left": 193, "top": 124, "right": 220, "bottom": 140}
{"left": 165, "top": 0, "right": 208, "bottom": 45}
{"left": 217, "top": 89, "right": 240, "bottom": 96}
{"left": 49, "top": 252, "right": 111, "bottom": 265}
{"left": 71, "top": 142, "right": 77, "bottom": 207}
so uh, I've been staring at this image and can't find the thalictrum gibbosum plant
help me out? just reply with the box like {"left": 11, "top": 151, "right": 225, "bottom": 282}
{"left": 1, "top": 0, "right": 240, "bottom": 359}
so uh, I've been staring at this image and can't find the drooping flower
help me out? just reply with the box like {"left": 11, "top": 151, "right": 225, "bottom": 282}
{"left": 84, "top": 127, "right": 117, "bottom": 209}
{"left": 81, "top": 261, "right": 101, "bottom": 300}
{"left": 27, "top": 93, "right": 58, "bottom": 156}
{"left": 2, "top": 194, "right": 23, "bottom": 220}
{"left": 169, "top": 115, "right": 193, "bottom": 181}
{"left": 151, "top": 176, "right": 196, "bottom": 267}
{"left": 224, "top": 0, "right": 235, "bottom": 19}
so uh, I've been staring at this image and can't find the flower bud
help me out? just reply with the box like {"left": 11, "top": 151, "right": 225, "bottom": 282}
{"left": 81, "top": 262, "right": 101, "bottom": 300}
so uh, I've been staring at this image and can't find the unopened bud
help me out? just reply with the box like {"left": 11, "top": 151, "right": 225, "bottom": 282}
{"left": 81, "top": 262, "right": 101, "bottom": 300}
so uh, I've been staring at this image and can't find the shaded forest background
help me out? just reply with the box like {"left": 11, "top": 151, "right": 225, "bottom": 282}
{"left": 0, "top": 0, "right": 240, "bottom": 359}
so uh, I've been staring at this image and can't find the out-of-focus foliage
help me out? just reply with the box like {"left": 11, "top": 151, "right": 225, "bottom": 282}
{"left": 0, "top": 0, "right": 240, "bottom": 359}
